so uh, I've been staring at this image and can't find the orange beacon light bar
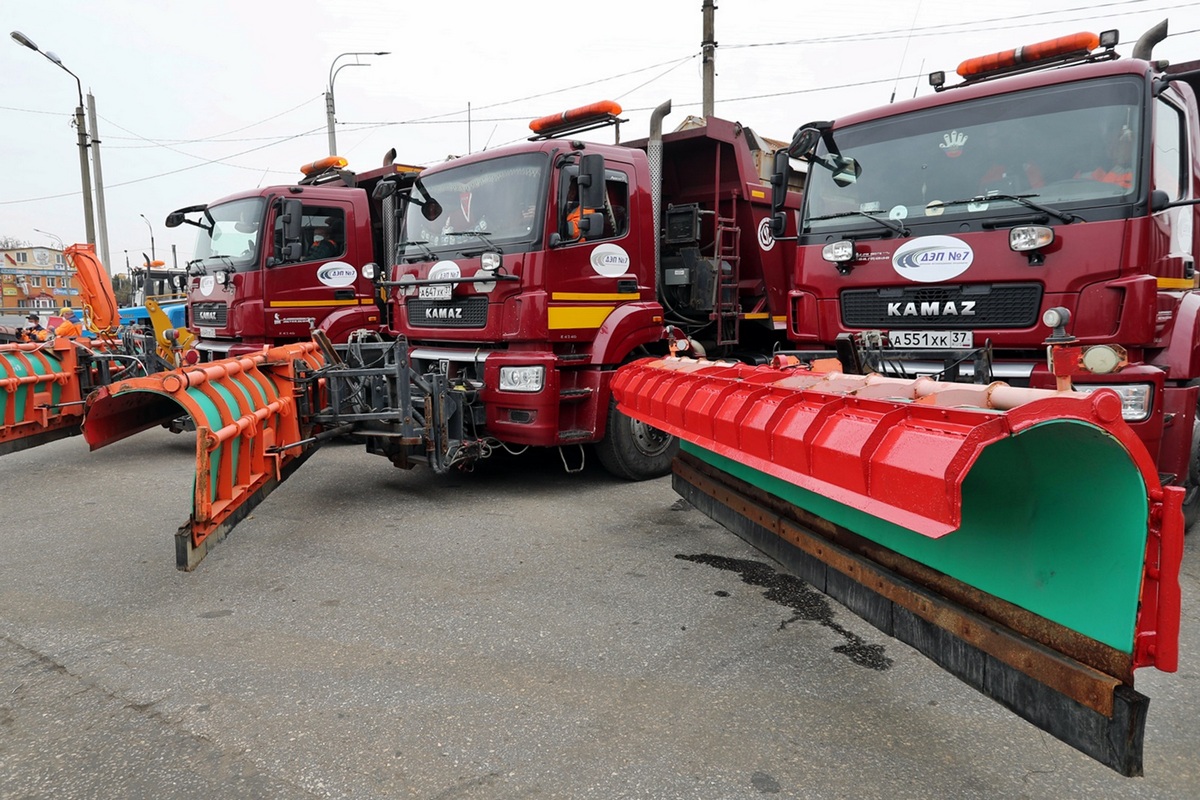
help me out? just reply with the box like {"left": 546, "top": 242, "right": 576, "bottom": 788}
{"left": 300, "top": 156, "right": 349, "bottom": 176}
{"left": 529, "top": 101, "right": 623, "bottom": 134}
{"left": 958, "top": 31, "right": 1102, "bottom": 79}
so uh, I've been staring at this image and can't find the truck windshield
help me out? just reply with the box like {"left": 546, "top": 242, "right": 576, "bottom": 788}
{"left": 803, "top": 76, "right": 1144, "bottom": 237}
{"left": 401, "top": 153, "right": 547, "bottom": 257}
{"left": 189, "top": 197, "right": 265, "bottom": 272}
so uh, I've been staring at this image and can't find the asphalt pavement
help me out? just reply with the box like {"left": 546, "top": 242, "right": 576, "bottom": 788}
{"left": 1, "top": 429, "right": 1197, "bottom": 799}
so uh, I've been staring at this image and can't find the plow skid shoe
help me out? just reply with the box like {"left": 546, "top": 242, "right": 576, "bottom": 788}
{"left": 83, "top": 343, "right": 327, "bottom": 570}
{"left": 612, "top": 357, "right": 1184, "bottom": 776}
{"left": 0, "top": 340, "right": 86, "bottom": 456}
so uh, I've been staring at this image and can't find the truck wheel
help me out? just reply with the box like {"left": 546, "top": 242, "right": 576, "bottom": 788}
{"left": 595, "top": 398, "right": 678, "bottom": 481}
{"left": 1183, "top": 414, "right": 1200, "bottom": 533}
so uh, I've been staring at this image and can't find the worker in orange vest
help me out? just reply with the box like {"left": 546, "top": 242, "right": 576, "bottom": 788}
{"left": 20, "top": 313, "right": 49, "bottom": 342}
{"left": 54, "top": 307, "right": 82, "bottom": 338}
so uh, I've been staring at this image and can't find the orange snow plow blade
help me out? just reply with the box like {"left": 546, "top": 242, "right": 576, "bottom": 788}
{"left": 0, "top": 339, "right": 88, "bottom": 456}
{"left": 611, "top": 356, "right": 1183, "bottom": 776}
{"left": 83, "top": 342, "right": 327, "bottom": 570}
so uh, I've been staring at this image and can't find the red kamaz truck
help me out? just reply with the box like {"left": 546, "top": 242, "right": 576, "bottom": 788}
{"left": 768, "top": 21, "right": 1200, "bottom": 523}
{"left": 361, "top": 102, "right": 801, "bottom": 478}
{"left": 167, "top": 155, "right": 421, "bottom": 360}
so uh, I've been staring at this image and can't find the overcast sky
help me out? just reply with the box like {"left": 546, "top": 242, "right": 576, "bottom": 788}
{"left": 3, "top": 0, "right": 1198, "bottom": 274}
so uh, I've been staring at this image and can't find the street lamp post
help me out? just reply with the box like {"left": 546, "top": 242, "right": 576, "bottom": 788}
{"left": 10, "top": 31, "right": 96, "bottom": 247}
{"left": 140, "top": 214, "right": 156, "bottom": 262}
{"left": 33, "top": 228, "right": 64, "bottom": 251}
{"left": 326, "top": 51, "right": 389, "bottom": 157}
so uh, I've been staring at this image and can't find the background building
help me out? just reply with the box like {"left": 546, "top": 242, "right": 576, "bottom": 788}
{"left": 0, "top": 245, "right": 82, "bottom": 315}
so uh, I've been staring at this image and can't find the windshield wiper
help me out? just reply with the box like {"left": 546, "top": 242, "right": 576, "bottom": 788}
{"left": 943, "top": 193, "right": 1078, "bottom": 224}
{"left": 402, "top": 239, "right": 437, "bottom": 262}
{"left": 807, "top": 210, "right": 910, "bottom": 237}
{"left": 444, "top": 230, "right": 502, "bottom": 255}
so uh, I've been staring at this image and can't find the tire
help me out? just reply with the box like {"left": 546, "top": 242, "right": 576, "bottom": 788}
{"left": 595, "top": 398, "right": 678, "bottom": 481}
{"left": 1182, "top": 412, "right": 1200, "bottom": 533}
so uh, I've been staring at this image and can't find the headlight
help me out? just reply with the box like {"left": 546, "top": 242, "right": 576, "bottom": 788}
{"left": 1072, "top": 383, "right": 1153, "bottom": 422}
{"left": 821, "top": 240, "right": 855, "bottom": 263}
{"left": 499, "top": 366, "right": 544, "bottom": 392}
{"left": 480, "top": 252, "right": 501, "bottom": 272}
{"left": 1009, "top": 226, "right": 1054, "bottom": 251}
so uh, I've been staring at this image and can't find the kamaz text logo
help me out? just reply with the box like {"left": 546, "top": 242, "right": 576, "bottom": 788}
{"left": 197, "top": 309, "right": 220, "bottom": 321}
{"left": 887, "top": 300, "right": 976, "bottom": 316}
{"left": 425, "top": 307, "right": 463, "bottom": 320}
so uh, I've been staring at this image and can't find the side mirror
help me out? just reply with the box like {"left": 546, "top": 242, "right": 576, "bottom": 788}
{"left": 578, "top": 153, "right": 607, "bottom": 210}
{"left": 1150, "top": 189, "right": 1170, "bottom": 213}
{"left": 829, "top": 155, "right": 861, "bottom": 187}
{"left": 769, "top": 150, "right": 790, "bottom": 218}
{"left": 769, "top": 211, "right": 788, "bottom": 239}
{"left": 165, "top": 211, "right": 186, "bottom": 228}
{"left": 577, "top": 211, "right": 604, "bottom": 238}
{"left": 789, "top": 125, "right": 825, "bottom": 159}
{"left": 422, "top": 199, "right": 443, "bottom": 221}
{"left": 372, "top": 181, "right": 398, "bottom": 200}
{"left": 280, "top": 198, "right": 303, "bottom": 241}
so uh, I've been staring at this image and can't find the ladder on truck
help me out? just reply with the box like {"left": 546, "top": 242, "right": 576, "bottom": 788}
{"left": 713, "top": 215, "right": 741, "bottom": 346}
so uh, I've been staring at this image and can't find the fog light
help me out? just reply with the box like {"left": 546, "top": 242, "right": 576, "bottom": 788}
{"left": 499, "top": 366, "right": 544, "bottom": 392}
{"left": 480, "top": 252, "right": 501, "bottom": 271}
{"left": 821, "top": 240, "right": 854, "bottom": 263}
{"left": 1010, "top": 226, "right": 1054, "bottom": 251}
{"left": 361, "top": 262, "right": 379, "bottom": 280}
{"left": 1073, "top": 383, "right": 1153, "bottom": 421}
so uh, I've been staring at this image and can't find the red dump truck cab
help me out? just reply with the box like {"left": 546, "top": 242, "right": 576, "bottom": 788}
{"left": 783, "top": 33, "right": 1200, "bottom": 520}
{"left": 385, "top": 114, "right": 797, "bottom": 473}
{"left": 173, "top": 160, "right": 413, "bottom": 359}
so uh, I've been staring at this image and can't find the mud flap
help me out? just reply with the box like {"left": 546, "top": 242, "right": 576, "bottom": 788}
{"left": 612, "top": 357, "right": 1183, "bottom": 776}
{"left": 83, "top": 342, "right": 327, "bottom": 569}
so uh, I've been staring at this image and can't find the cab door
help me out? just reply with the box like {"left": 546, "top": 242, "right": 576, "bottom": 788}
{"left": 262, "top": 201, "right": 363, "bottom": 340}
{"left": 542, "top": 161, "right": 641, "bottom": 344}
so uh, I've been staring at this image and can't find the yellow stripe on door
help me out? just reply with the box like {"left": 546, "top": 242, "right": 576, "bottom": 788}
{"left": 548, "top": 306, "right": 614, "bottom": 330}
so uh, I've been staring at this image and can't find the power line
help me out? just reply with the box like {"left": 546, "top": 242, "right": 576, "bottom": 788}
{"left": 723, "top": 0, "right": 1198, "bottom": 49}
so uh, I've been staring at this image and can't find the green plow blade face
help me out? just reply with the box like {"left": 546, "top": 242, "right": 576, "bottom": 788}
{"left": 691, "top": 417, "right": 1148, "bottom": 653}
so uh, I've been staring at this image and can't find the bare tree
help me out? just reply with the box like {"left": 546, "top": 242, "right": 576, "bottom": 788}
{"left": 0, "top": 235, "right": 30, "bottom": 249}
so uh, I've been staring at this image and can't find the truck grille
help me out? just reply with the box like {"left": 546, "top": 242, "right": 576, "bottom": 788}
{"left": 192, "top": 302, "right": 228, "bottom": 327}
{"left": 405, "top": 296, "right": 489, "bottom": 328}
{"left": 841, "top": 283, "right": 1042, "bottom": 329}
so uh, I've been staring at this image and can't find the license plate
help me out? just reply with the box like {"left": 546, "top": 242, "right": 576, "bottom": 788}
{"left": 198, "top": 326, "right": 217, "bottom": 338}
{"left": 888, "top": 330, "right": 974, "bottom": 349}
{"left": 419, "top": 284, "right": 452, "bottom": 301}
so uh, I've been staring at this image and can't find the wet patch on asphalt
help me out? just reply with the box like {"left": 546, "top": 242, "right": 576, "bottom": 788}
{"left": 677, "top": 553, "right": 892, "bottom": 671}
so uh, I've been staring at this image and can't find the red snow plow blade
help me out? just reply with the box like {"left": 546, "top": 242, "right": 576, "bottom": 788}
{"left": 83, "top": 342, "right": 326, "bottom": 570}
{"left": 612, "top": 356, "right": 1183, "bottom": 776}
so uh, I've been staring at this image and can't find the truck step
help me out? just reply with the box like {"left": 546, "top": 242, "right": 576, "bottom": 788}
{"left": 559, "top": 388, "right": 594, "bottom": 401}
{"left": 558, "top": 429, "right": 593, "bottom": 441}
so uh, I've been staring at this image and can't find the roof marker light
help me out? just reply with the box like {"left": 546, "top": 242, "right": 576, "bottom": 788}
{"left": 958, "top": 32, "right": 1100, "bottom": 79}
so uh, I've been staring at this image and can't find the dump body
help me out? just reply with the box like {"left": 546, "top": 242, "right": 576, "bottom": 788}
{"left": 785, "top": 46, "right": 1200, "bottom": 520}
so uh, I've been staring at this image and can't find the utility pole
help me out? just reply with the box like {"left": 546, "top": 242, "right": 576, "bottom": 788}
{"left": 87, "top": 91, "right": 111, "bottom": 272}
{"left": 701, "top": 0, "right": 716, "bottom": 119}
